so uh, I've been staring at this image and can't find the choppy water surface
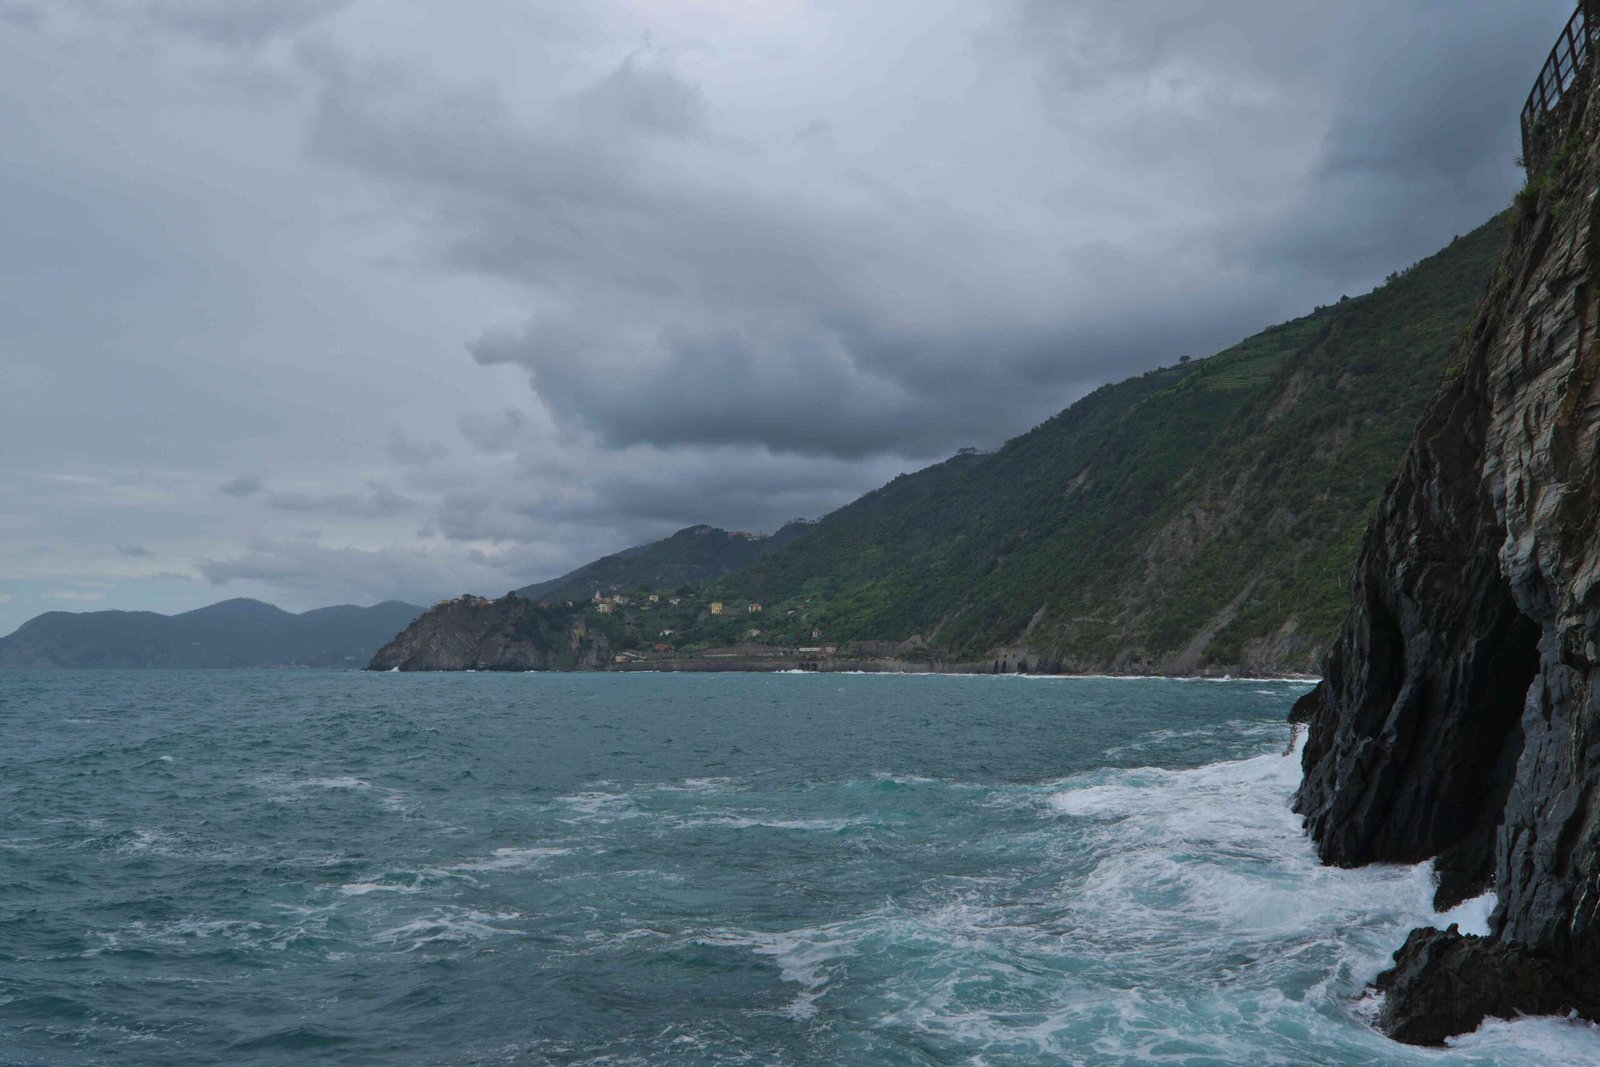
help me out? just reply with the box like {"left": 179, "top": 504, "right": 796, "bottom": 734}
{"left": 3, "top": 671, "right": 1598, "bottom": 1065}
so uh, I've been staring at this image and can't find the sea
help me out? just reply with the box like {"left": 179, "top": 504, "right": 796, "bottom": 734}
{"left": 3, "top": 671, "right": 1599, "bottom": 1066}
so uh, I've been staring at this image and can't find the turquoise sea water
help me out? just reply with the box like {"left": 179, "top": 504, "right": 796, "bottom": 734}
{"left": 3, "top": 671, "right": 1599, "bottom": 1066}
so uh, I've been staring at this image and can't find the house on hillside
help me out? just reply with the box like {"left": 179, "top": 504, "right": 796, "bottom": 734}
{"left": 648, "top": 594, "right": 660, "bottom": 603}
{"left": 748, "top": 603, "right": 763, "bottom": 614}
{"left": 710, "top": 602, "right": 724, "bottom": 615}
{"left": 596, "top": 602, "right": 614, "bottom": 614}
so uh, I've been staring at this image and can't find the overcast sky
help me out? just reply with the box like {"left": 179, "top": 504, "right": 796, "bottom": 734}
{"left": 0, "top": 0, "right": 1572, "bottom": 633}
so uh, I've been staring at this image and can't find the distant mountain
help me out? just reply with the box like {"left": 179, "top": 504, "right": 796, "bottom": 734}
{"left": 516, "top": 523, "right": 815, "bottom": 603}
{"left": 0, "top": 598, "right": 424, "bottom": 668}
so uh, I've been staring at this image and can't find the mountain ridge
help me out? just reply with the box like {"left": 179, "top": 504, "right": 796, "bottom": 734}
{"left": 516, "top": 522, "right": 815, "bottom": 603}
{"left": 0, "top": 598, "right": 424, "bottom": 669}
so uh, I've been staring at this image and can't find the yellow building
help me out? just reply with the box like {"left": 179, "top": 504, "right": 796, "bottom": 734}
{"left": 710, "top": 602, "right": 724, "bottom": 615}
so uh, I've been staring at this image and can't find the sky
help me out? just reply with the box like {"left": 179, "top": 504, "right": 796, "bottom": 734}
{"left": 0, "top": 0, "right": 1574, "bottom": 634}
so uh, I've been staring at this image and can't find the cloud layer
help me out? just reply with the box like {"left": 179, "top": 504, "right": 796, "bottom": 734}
{"left": 0, "top": 0, "right": 1572, "bottom": 630}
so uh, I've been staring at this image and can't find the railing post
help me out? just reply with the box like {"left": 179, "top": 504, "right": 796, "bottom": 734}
{"left": 1524, "top": 3, "right": 1595, "bottom": 172}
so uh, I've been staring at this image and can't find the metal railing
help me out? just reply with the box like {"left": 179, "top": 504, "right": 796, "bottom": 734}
{"left": 1523, "top": 1, "right": 1597, "bottom": 168}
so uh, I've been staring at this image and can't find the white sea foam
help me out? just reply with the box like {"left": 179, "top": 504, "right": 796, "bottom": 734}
{"left": 688, "top": 815, "right": 856, "bottom": 832}
{"left": 338, "top": 882, "right": 420, "bottom": 895}
{"left": 91, "top": 916, "right": 313, "bottom": 955}
{"left": 120, "top": 827, "right": 167, "bottom": 852}
{"left": 700, "top": 925, "right": 860, "bottom": 1021}
{"left": 455, "top": 846, "right": 573, "bottom": 872}
{"left": 870, "top": 771, "right": 943, "bottom": 785}
{"left": 660, "top": 776, "right": 739, "bottom": 793}
{"left": 375, "top": 909, "right": 522, "bottom": 950}
{"left": 1451, "top": 1015, "right": 1600, "bottom": 1064}
{"left": 552, "top": 791, "right": 644, "bottom": 825}
{"left": 1044, "top": 673, "right": 1320, "bottom": 684}
{"left": 296, "top": 776, "right": 370, "bottom": 790}
{"left": 1439, "top": 890, "right": 1497, "bottom": 938}
{"left": 686, "top": 739, "right": 1600, "bottom": 1062}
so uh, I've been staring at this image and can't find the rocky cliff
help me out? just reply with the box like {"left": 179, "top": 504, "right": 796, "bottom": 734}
{"left": 368, "top": 595, "right": 606, "bottom": 671}
{"left": 1292, "top": 59, "right": 1600, "bottom": 1044}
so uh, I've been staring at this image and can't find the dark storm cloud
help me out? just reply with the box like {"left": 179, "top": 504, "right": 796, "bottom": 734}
{"left": 1248, "top": 3, "right": 1567, "bottom": 282}
{"left": 303, "top": 2, "right": 1564, "bottom": 469}
{"left": 427, "top": 438, "right": 901, "bottom": 550}
{"left": 305, "top": 46, "right": 1209, "bottom": 461}
{"left": 516, "top": 448, "right": 900, "bottom": 533}
{"left": 465, "top": 322, "right": 1065, "bottom": 460}
{"left": 197, "top": 537, "right": 561, "bottom": 605}
{"left": 457, "top": 409, "right": 536, "bottom": 455}
{"left": 384, "top": 430, "right": 447, "bottom": 467}
{"left": 1007, "top": 1, "right": 1569, "bottom": 287}
{"left": 68, "top": 0, "right": 355, "bottom": 45}
{"left": 572, "top": 57, "right": 711, "bottom": 140}
{"left": 219, "top": 473, "right": 264, "bottom": 497}
{"left": 264, "top": 483, "right": 417, "bottom": 519}
{"left": 0, "top": 3, "right": 40, "bottom": 29}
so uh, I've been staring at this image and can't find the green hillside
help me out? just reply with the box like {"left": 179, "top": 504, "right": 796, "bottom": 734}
{"left": 702, "top": 213, "right": 1511, "bottom": 673}
{"left": 0, "top": 598, "right": 424, "bottom": 668}
{"left": 517, "top": 523, "right": 812, "bottom": 603}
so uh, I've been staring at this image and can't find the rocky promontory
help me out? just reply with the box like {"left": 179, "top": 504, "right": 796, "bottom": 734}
{"left": 368, "top": 595, "right": 606, "bottom": 672}
{"left": 1292, "top": 49, "right": 1600, "bottom": 1044}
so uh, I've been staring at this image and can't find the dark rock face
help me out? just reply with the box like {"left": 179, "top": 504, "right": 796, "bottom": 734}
{"left": 367, "top": 596, "right": 605, "bottom": 672}
{"left": 1293, "top": 68, "right": 1600, "bottom": 1042}
{"left": 1372, "top": 926, "right": 1593, "bottom": 1046}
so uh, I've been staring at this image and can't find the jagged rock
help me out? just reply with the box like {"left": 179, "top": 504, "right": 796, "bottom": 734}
{"left": 1293, "top": 64, "right": 1600, "bottom": 1042}
{"left": 1373, "top": 926, "right": 1594, "bottom": 1046}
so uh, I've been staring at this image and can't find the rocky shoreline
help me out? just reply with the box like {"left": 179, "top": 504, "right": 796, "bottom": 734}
{"left": 366, "top": 592, "right": 1318, "bottom": 677}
